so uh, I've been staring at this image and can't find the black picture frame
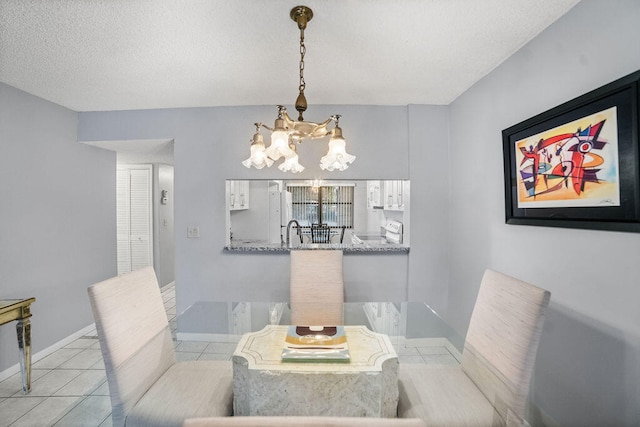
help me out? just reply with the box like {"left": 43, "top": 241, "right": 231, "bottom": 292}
{"left": 502, "top": 70, "right": 640, "bottom": 233}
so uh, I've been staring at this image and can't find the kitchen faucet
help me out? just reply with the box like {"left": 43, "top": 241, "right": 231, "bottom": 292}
{"left": 286, "top": 219, "right": 301, "bottom": 247}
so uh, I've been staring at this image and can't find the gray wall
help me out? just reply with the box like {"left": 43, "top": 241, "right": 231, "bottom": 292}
{"left": 155, "top": 164, "right": 175, "bottom": 286}
{"left": 446, "top": 1, "right": 640, "bottom": 425}
{"left": 0, "top": 83, "right": 116, "bottom": 373}
{"left": 407, "top": 105, "right": 450, "bottom": 309}
{"left": 77, "top": 105, "right": 450, "bottom": 319}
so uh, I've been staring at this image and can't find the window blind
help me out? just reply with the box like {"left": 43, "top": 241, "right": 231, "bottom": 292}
{"left": 287, "top": 185, "right": 354, "bottom": 228}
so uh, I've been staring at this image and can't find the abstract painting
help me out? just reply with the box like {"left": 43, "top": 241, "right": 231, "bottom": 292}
{"left": 515, "top": 107, "right": 619, "bottom": 208}
{"left": 502, "top": 69, "right": 640, "bottom": 232}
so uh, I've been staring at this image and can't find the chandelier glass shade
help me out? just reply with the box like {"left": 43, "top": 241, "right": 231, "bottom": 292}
{"left": 242, "top": 6, "right": 355, "bottom": 173}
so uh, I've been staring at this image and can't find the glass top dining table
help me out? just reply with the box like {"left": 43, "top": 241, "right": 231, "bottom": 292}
{"left": 176, "top": 301, "right": 464, "bottom": 361}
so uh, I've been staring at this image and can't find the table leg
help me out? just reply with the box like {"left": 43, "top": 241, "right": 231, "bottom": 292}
{"left": 16, "top": 319, "right": 32, "bottom": 394}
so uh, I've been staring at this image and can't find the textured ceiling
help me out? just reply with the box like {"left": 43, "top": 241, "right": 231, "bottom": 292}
{"left": 0, "top": 0, "right": 580, "bottom": 112}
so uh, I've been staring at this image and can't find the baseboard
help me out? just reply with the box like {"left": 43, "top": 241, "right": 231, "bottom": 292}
{"left": 527, "top": 403, "right": 562, "bottom": 427}
{"left": 0, "top": 323, "right": 96, "bottom": 382}
{"left": 161, "top": 281, "right": 175, "bottom": 291}
{"left": 2, "top": 281, "right": 173, "bottom": 382}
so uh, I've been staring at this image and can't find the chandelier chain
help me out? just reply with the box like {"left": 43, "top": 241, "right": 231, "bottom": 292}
{"left": 299, "top": 29, "right": 306, "bottom": 94}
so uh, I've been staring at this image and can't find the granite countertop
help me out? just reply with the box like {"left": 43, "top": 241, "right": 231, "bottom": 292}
{"left": 224, "top": 240, "right": 409, "bottom": 253}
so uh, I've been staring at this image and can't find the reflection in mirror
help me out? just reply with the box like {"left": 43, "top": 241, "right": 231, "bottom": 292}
{"left": 225, "top": 180, "right": 409, "bottom": 247}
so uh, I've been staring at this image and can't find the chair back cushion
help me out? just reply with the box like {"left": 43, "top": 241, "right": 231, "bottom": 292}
{"left": 87, "top": 267, "right": 176, "bottom": 426}
{"left": 311, "top": 224, "right": 332, "bottom": 243}
{"left": 183, "top": 416, "right": 427, "bottom": 427}
{"left": 461, "top": 269, "right": 551, "bottom": 422}
{"left": 290, "top": 250, "right": 344, "bottom": 325}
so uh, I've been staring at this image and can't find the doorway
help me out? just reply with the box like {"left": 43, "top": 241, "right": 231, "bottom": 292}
{"left": 117, "top": 164, "right": 153, "bottom": 274}
{"left": 80, "top": 138, "right": 175, "bottom": 286}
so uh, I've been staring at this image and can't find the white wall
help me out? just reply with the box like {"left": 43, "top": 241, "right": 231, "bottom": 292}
{"left": 446, "top": 1, "right": 640, "bottom": 425}
{"left": 79, "top": 106, "right": 442, "bottom": 310}
{"left": 0, "top": 83, "right": 116, "bottom": 373}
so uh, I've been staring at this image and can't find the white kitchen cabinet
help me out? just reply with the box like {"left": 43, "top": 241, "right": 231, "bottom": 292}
{"left": 228, "top": 180, "right": 250, "bottom": 210}
{"left": 384, "top": 180, "right": 405, "bottom": 211}
{"left": 367, "top": 180, "right": 383, "bottom": 209}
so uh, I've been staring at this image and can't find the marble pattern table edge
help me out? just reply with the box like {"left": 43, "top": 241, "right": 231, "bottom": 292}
{"left": 224, "top": 242, "right": 409, "bottom": 253}
{"left": 233, "top": 325, "right": 398, "bottom": 371}
{"left": 232, "top": 325, "right": 400, "bottom": 417}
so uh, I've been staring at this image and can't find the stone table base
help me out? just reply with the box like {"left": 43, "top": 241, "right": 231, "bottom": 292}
{"left": 232, "top": 325, "right": 398, "bottom": 417}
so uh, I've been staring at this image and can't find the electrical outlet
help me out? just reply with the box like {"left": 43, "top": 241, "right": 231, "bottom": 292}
{"left": 187, "top": 226, "right": 200, "bottom": 238}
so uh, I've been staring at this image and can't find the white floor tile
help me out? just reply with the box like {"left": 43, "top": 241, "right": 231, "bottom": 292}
{"left": 64, "top": 338, "right": 99, "bottom": 349}
{"left": 175, "top": 341, "right": 208, "bottom": 353}
{"left": 89, "top": 358, "right": 106, "bottom": 370}
{"left": 53, "top": 395, "right": 112, "bottom": 426}
{"left": 204, "top": 342, "right": 237, "bottom": 354}
{"left": 90, "top": 380, "right": 110, "bottom": 396}
{"left": 0, "top": 396, "right": 46, "bottom": 427}
{"left": 99, "top": 414, "right": 113, "bottom": 427}
{"left": 398, "top": 355, "right": 426, "bottom": 364}
{"left": 24, "top": 369, "right": 82, "bottom": 397}
{"left": 53, "top": 370, "right": 106, "bottom": 397}
{"left": 422, "top": 354, "right": 459, "bottom": 365}
{"left": 58, "top": 349, "right": 103, "bottom": 370}
{"left": 416, "top": 346, "right": 450, "bottom": 355}
{"left": 32, "top": 348, "right": 83, "bottom": 369}
{"left": 0, "top": 376, "right": 19, "bottom": 397}
{"left": 198, "top": 353, "right": 231, "bottom": 361}
{"left": 402, "top": 337, "right": 450, "bottom": 348}
{"left": 10, "top": 396, "right": 79, "bottom": 427}
{"left": 396, "top": 346, "right": 420, "bottom": 355}
{"left": 0, "top": 370, "right": 48, "bottom": 398}
{"left": 175, "top": 352, "right": 200, "bottom": 362}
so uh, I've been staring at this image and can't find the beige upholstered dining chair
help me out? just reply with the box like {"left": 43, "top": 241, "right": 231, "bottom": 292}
{"left": 310, "top": 224, "right": 331, "bottom": 243}
{"left": 87, "top": 267, "right": 233, "bottom": 427}
{"left": 183, "top": 416, "right": 427, "bottom": 427}
{"left": 398, "top": 269, "right": 551, "bottom": 426}
{"left": 290, "top": 250, "right": 344, "bottom": 325}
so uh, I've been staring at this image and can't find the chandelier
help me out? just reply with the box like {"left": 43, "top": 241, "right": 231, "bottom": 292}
{"left": 242, "top": 5, "right": 355, "bottom": 173}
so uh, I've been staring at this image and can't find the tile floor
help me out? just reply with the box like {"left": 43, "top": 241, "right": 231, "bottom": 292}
{"left": 0, "top": 285, "right": 460, "bottom": 426}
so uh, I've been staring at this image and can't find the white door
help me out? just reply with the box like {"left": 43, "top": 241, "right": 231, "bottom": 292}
{"left": 117, "top": 165, "right": 153, "bottom": 275}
